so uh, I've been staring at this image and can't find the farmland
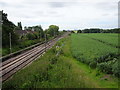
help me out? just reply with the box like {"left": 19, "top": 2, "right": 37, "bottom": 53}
{"left": 71, "top": 33, "right": 119, "bottom": 77}
{"left": 80, "top": 33, "right": 119, "bottom": 48}
{"left": 3, "top": 34, "right": 119, "bottom": 88}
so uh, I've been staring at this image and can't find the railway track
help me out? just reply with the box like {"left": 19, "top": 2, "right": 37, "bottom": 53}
{"left": 1, "top": 32, "right": 69, "bottom": 82}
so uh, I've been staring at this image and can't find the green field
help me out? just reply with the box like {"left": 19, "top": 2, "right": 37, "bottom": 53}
{"left": 80, "top": 33, "right": 119, "bottom": 47}
{"left": 71, "top": 33, "right": 119, "bottom": 77}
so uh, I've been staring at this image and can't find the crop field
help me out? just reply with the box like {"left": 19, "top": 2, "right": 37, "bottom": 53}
{"left": 80, "top": 33, "right": 119, "bottom": 48}
{"left": 71, "top": 33, "right": 119, "bottom": 77}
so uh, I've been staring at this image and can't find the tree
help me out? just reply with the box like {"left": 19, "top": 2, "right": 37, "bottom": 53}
{"left": 2, "top": 11, "right": 19, "bottom": 47}
{"left": 63, "top": 30, "right": 67, "bottom": 32}
{"left": 48, "top": 25, "right": 59, "bottom": 37}
{"left": 17, "top": 22, "right": 22, "bottom": 30}
{"left": 33, "top": 25, "right": 44, "bottom": 38}
{"left": 71, "top": 31, "right": 75, "bottom": 33}
{"left": 82, "top": 28, "right": 102, "bottom": 33}
{"left": 26, "top": 33, "right": 36, "bottom": 40}
{"left": 24, "top": 26, "right": 27, "bottom": 30}
{"left": 27, "top": 27, "right": 32, "bottom": 31}
{"left": 77, "top": 30, "right": 82, "bottom": 33}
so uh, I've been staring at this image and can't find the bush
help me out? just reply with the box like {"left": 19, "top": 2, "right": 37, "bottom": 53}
{"left": 112, "top": 61, "right": 120, "bottom": 78}
{"left": 97, "top": 53, "right": 118, "bottom": 63}
{"left": 49, "top": 57, "right": 58, "bottom": 64}
{"left": 26, "top": 33, "right": 36, "bottom": 40}
{"left": 89, "top": 61, "right": 97, "bottom": 69}
{"left": 97, "top": 62, "right": 112, "bottom": 74}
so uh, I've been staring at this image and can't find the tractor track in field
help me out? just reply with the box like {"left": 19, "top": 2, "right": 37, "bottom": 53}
{"left": 90, "top": 38, "right": 120, "bottom": 48}
{"left": 81, "top": 35, "right": 119, "bottom": 48}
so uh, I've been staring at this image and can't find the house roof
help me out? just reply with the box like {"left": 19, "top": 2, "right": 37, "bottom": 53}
{"left": 26, "top": 30, "right": 36, "bottom": 34}
{"left": 15, "top": 30, "right": 37, "bottom": 35}
{"left": 15, "top": 30, "right": 27, "bottom": 35}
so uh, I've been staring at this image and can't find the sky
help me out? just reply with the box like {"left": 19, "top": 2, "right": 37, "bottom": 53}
{"left": 0, "top": 0, "right": 119, "bottom": 30}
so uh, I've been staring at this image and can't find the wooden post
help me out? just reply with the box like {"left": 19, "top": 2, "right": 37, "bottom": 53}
{"left": 40, "top": 31, "right": 41, "bottom": 41}
{"left": 54, "top": 30, "right": 55, "bottom": 38}
{"left": 9, "top": 33, "right": 12, "bottom": 53}
{"left": 45, "top": 34, "right": 46, "bottom": 52}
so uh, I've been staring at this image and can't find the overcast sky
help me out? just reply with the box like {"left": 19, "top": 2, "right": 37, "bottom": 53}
{"left": 0, "top": 0, "right": 119, "bottom": 30}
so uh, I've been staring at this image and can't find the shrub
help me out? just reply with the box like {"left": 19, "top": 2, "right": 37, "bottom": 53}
{"left": 97, "top": 53, "right": 118, "bottom": 63}
{"left": 49, "top": 57, "right": 58, "bottom": 64}
{"left": 89, "top": 61, "right": 97, "bottom": 69}
{"left": 26, "top": 33, "right": 36, "bottom": 40}
{"left": 97, "top": 62, "right": 113, "bottom": 74}
{"left": 112, "top": 61, "right": 120, "bottom": 78}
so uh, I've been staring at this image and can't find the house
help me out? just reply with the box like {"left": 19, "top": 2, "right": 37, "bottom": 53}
{"left": 15, "top": 30, "right": 27, "bottom": 36}
{"left": 14, "top": 30, "right": 37, "bottom": 39}
{"left": 15, "top": 30, "right": 36, "bottom": 36}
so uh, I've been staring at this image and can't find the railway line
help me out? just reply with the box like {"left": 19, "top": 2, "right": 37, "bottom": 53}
{"left": 1, "top": 32, "right": 69, "bottom": 82}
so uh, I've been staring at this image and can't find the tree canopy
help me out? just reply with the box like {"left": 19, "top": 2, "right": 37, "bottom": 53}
{"left": 17, "top": 22, "right": 22, "bottom": 30}
{"left": 77, "top": 30, "right": 82, "bottom": 33}
{"left": 47, "top": 25, "right": 59, "bottom": 37}
{"left": 81, "top": 28, "right": 120, "bottom": 33}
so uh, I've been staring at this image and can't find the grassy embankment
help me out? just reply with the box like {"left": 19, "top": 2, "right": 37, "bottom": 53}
{"left": 3, "top": 35, "right": 118, "bottom": 88}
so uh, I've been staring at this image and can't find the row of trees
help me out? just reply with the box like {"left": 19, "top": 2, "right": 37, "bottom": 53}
{"left": 23, "top": 25, "right": 59, "bottom": 40}
{"left": 25, "top": 25, "right": 44, "bottom": 40}
{"left": 2, "top": 11, "right": 59, "bottom": 48}
{"left": 77, "top": 28, "right": 120, "bottom": 33}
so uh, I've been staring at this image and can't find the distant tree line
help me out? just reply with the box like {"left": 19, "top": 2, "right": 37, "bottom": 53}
{"left": 77, "top": 28, "right": 120, "bottom": 33}
{"left": 23, "top": 25, "right": 59, "bottom": 40}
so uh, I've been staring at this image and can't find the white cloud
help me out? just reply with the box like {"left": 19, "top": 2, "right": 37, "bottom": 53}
{"left": 0, "top": 0, "right": 119, "bottom": 30}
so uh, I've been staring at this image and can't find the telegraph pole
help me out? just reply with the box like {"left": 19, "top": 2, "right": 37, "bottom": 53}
{"left": 40, "top": 31, "right": 41, "bottom": 41}
{"left": 9, "top": 33, "right": 12, "bottom": 53}
{"left": 54, "top": 30, "right": 55, "bottom": 38}
{"left": 45, "top": 34, "right": 47, "bottom": 52}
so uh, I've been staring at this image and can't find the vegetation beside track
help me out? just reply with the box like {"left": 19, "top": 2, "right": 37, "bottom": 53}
{"left": 3, "top": 35, "right": 118, "bottom": 88}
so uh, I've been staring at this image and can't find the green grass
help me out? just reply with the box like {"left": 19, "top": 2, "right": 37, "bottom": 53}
{"left": 3, "top": 35, "right": 119, "bottom": 88}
